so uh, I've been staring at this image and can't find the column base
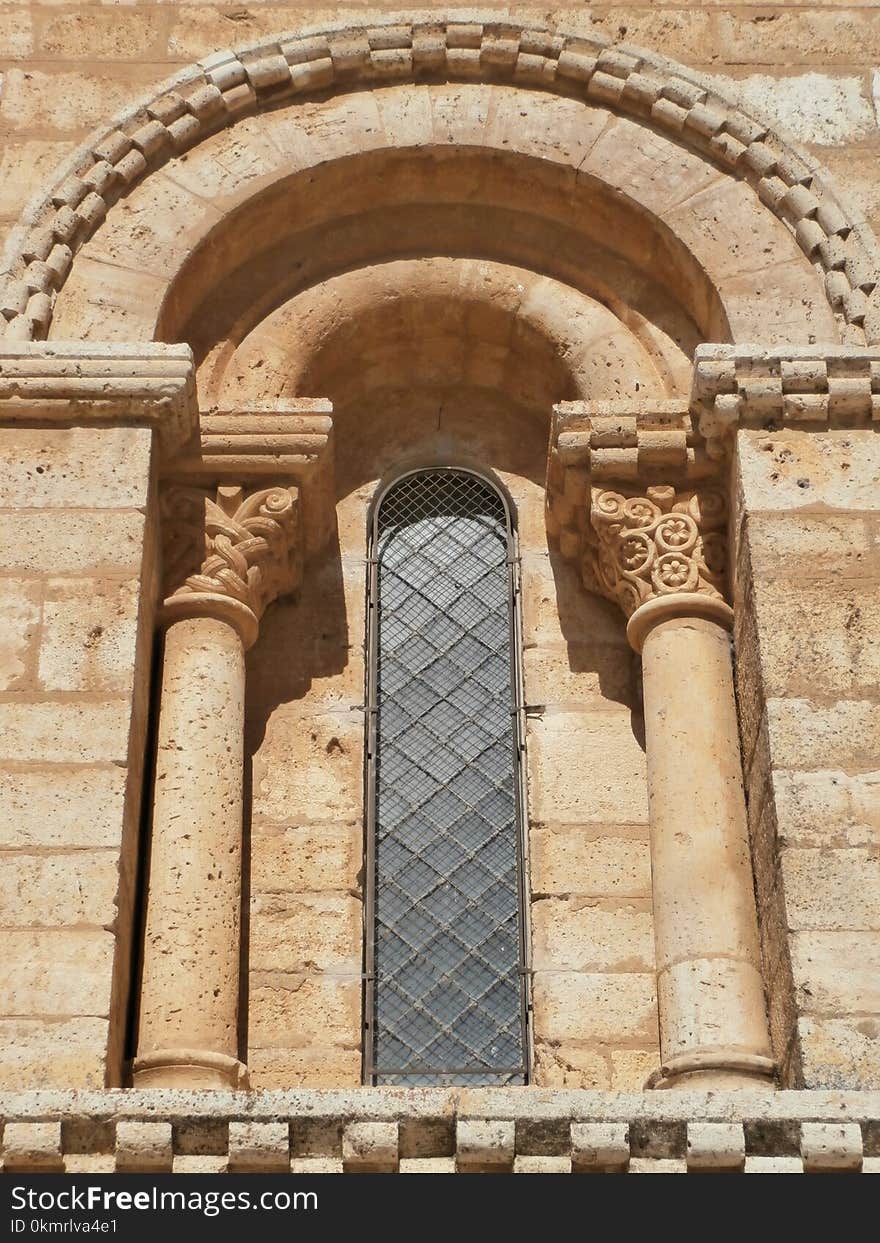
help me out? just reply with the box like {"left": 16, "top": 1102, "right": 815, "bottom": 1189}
{"left": 132, "top": 1049, "right": 249, "bottom": 1090}
{"left": 645, "top": 1051, "right": 777, "bottom": 1092}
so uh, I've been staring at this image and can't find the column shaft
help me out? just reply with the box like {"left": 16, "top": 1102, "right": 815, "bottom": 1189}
{"left": 639, "top": 612, "right": 774, "bottom": 1088}
{"left": 134, "top": 616, "right": 246, "bottom": 1088}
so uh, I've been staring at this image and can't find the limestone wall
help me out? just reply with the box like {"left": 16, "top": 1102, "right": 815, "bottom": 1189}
{"left": 734, "top": 427, "right": 880, "bottom": 1089}
{"left": 0, "top": 424, "right": 159, "bottom": 1088}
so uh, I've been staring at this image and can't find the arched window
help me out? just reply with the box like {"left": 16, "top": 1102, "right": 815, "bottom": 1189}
{"left": 364, "top": 469, "right": 530, "bottom": 1085}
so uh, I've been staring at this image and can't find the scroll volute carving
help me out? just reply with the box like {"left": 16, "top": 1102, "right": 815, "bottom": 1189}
{"left": 587, "top": 484, "right": 728, "bottom": 619}
{"left": 160, "top": 484, "right": 302, "bottom": 643}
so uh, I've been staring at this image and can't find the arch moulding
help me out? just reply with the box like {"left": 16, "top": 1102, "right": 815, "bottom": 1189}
{"left": 0, "top": 10, "right": 879, "bottom": 351}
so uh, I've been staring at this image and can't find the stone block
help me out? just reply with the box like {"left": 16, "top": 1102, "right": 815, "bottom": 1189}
{"left": 115, "top": 1121, "right": 173, "bottom": 1173}
{"left": 342, "top": 1121, "right": 399, "bottom": 1173}
{"left": 0, "top": 929, "right": 114, "bottom": 1017}
{"left": 781, "top": 849, "right": 880, "bottom": 931}
{"left": 290, "top": 1157, "right": 344, "bottom": 1173}
{"left": 737, "top": 430, "right": 880, "bottom": 515}
{"left": 40, "top": 10, "right": 165, "bottom": 60}
{"left": 531, "top": 898, "right": 655, "bottom": 972}
{"left": 800, "top": 1122, "right": 863, "bottom": 1172}
{"left": 571, "top": 1122, "right": 630, "bottom": 1172}
{"left": 799, "top": 1016, "right": 880, "bottom": 1090}
{"left": 532, "top": 971, "right": 658, "bottom": 1043}
{"left": 252, "top": 711, "right": 363, "bottom": 823}
{"left": 527, "top": 710, "right": 649, "bottom": 827}
{"left": 250, "top": 823, "right": 362, "bottom": 894}
{"left": 0, "top": 850, "right": 119, "bottom": 928}
{"left": 771, "top": 769, "right": 880, "bottom": 849}
{"left": 742, "top": 513, "right": 880, "bottom": 582}
{"left": 686, "top": 1123, "right": 746, "bottom": 1172}
{"left": 247, "top": 975, "right": 360, "bottom": 1050}
{"left": 750, "top": 580, "right": 880, "bottom": 700}
{"left": 610, "top": 1049, "right": 658, "bottom": 1091}
{"left": 0, "top": 578, "right": 41, "bottom": 690}
{"left": 399, "top": 1157, "right": 455, "bottom": 1173}
{"left": 0, "top": 766, "right": 126, "bottom": 849}
{"left": 0, "top": 700, "right": 133, "bottom": 765}
{"left": 765, "top": 698, "right": 880, "bottom": 772}
{"left": 522, "top": 642, "right": 635, "bottom": 709}
{"left": 455, "top": 1120, "right": 514, "bottom": 1172}
{"left": 38, "top": 578, "right": 141, "bottom": 693}
{"left": 529, "top": 827, "right": 652, "bottom": 897}
{"left": 0, "top": 68, "right": 159, "bottom": 134}
{"left": 0, "top": 511, "right": 146, "bottom": 577}
{"left": 790, "top": 931, "right": 880, "bottom": 1013}
{"left": 246, "top": 1047, "right": 362, "bottom": 1090}
{"left": 514, "top": 1155, "right": 572, "bottom": 1173}
{"left": 533, "top": 1043, "right": 610, "bottom": 1090}
{"left": 228, "top": 1122, "right": 290, "bottom": 1173}
{"left": 0, "top": 1017, "right": 108, "bottom": 1089}
{"left": 248, "top": 893, "right": 362, "bottom": 974}
{"left": 0, "top": 428, "right": 152, "bottom": 510}
{"left": 2, "top": 1122, "right": 63, "bottom": 1172}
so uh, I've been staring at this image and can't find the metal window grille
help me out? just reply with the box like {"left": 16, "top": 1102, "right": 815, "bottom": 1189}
{"left": 364, "top": 468, "right": 530, "bottom": 1086}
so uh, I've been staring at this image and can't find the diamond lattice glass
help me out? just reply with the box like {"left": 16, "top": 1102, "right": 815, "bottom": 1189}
{"left": 369, "top": 470, "right": 526, "bottom": 1086}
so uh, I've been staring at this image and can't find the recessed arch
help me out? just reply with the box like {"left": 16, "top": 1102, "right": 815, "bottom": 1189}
{"left": 1, "top": 12, "right": 876, "bottom": 350}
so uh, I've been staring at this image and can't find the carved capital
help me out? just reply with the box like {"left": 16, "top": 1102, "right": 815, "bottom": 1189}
{"left": 588, "top": 484, "right": 728, "bottom": 621}
{"left": 160, "top": 484, "right": 302, "bottom": 648}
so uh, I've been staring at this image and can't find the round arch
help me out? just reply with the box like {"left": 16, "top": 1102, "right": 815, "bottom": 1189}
{"left": 0, "top": 11, "right": 877, "bottom": 353}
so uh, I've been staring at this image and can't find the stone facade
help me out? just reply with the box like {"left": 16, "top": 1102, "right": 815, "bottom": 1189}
{"left": 1, "top": 4, "right": 879, "bottom": 1170}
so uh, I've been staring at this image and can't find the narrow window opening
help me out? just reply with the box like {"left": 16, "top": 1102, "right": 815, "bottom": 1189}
{"left": 364, "top": 468, "right": 530, "bottom": 1086}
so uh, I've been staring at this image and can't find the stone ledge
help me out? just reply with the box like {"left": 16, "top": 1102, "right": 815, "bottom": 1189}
{"left": 0, "top": 342, "right": 197, "bottom": 455}
{"left": 0, "top": 1089, "right": 876, "bottom": 1173}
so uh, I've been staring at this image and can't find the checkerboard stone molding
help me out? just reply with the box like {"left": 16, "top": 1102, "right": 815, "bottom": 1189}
{"left": 0, "top": 1090, "right": 876, "bottom": 1173}
{"left": 0, "top": 13, "right": 876, "bottom": 344}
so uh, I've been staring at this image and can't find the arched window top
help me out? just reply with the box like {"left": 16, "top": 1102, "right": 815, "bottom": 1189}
{"left": 365, "top": 468, "right": 529, "bottom": 1086}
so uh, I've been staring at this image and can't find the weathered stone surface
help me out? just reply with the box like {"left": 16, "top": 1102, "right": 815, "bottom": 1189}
{"left": 529, "top": 828, "right": 652, "bottom": 898}
{"left": 0, "top": 767, "right": 127, "bottom": 849}
{"left": 0, "top": 850, "right": 119, "bottom": 929}
{"left": 0, "top": 429, "right": 152, "bottom": 510}
{"left": 0, "top": 578, "right": 41, "bottom": 690}
{"left": 532, "top": 971, "right": 658, "bottom": 1043}
{"left": 531, "top": 899, "right": 655, "bottom": 972}
{"left": 38, "top": 578, "right": 141, "bottom": 693}
{"left": 782, "top": 849, "right": 880, "bottom": 931}
{"left": 0, "top": 930, "right": 114, "bottom": 1017}
{"left": 0, "top": 701, "right": 133, "bottom": 765}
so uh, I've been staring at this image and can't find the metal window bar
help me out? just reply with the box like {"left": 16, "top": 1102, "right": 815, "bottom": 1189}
{"left": 363, "top": 468, "right": 532, "bottom": 1086}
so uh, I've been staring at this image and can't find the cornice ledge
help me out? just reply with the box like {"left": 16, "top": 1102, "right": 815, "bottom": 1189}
{"left": 0, "top": 341, "right": 197, "bottom": 454}
{"left": 692, "top": 343, "right": 880, "bottom": 457}
{"left": 165, "top": 399, "right": 336, "bottom": 555}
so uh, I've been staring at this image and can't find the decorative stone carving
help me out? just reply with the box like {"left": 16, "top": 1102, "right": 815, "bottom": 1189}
{"left": 587, "top": 485, "right": 728, "bottom": 620}
{"left": 1, "top": 16, "right": 876, "bottom": 343}
{"left": 161, "top": 483, "right": 302, "bottom": 648}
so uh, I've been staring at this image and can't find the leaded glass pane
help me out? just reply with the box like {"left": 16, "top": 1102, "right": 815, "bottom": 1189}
{"left": 367, "top": 470, "right": 527, "bottom": 1086}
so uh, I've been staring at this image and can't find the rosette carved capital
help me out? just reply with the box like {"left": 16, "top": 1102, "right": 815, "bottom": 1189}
{"left": 587, "top": 484, "right": 728, "bottom": 621}
{"left": 160, "top": 483, "right": 302, "bottom": 646}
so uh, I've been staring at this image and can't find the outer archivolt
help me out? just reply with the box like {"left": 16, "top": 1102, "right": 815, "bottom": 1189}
{"left": 0, "top": 12, "right": 877, "bottom": 344}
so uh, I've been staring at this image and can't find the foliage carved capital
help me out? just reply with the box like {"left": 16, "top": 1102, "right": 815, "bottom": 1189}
{"left": 160, "top": 483, "right": 302, "bottom": 647}
{"left": 588, "top": 484, "right": 728, "bottom": 620}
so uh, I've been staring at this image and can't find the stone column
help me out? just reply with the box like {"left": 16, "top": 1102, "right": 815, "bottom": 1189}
{"left": 133, "top": 485, "right": 301, "bottom": 1088}
{"left": 590, "top": 485, "right": 775, "bottom": 1089}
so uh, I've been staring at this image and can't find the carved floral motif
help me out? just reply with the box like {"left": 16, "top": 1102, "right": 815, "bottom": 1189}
{"left": 588, "top": 484, "right": 727, "bottom": 618}
{"left": 161, "top": 484, "right": 301, "bottom": 625}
